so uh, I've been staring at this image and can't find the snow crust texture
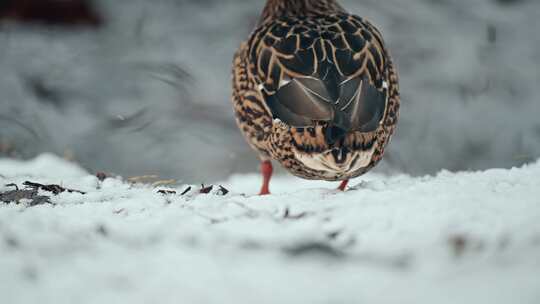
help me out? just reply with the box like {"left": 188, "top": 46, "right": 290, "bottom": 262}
{"left": 1, "top": 154, "right": 540, "bottom": 304}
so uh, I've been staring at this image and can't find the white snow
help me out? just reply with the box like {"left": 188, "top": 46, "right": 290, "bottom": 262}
{"left": 2, "top": 0, "right": 539, "bottom": 180}
{"left": 1, "top": 154, "right": 540, "bottom": 304}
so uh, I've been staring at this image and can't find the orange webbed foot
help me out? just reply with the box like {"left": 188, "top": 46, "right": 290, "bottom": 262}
{"left": 259, "top": 160, "right": 273, "bottom": 195}
{"left": 337, "top": 179, "right": 349, "bottom": 191}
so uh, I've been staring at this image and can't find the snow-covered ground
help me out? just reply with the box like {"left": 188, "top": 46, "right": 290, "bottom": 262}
{"left": 1, "top": 154, "right": 539, "bottom": 304}
{"left": 1, "top": 0, "right": 539, "bottom": 180}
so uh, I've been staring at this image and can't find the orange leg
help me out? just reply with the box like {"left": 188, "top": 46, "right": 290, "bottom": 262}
{"left": 259, "top": 160, "right": 273, "bottom": 195}
{"left": 338, "top": 179, "right": 349, "bottom": 191}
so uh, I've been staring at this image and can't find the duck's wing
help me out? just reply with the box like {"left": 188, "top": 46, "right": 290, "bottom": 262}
{"left": 248, "top": 13, "right": 390, "bottom": 133}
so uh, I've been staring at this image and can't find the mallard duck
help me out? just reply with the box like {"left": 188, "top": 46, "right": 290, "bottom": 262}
{"left": 232, "top": 0, "right": 400, "bottom": 195}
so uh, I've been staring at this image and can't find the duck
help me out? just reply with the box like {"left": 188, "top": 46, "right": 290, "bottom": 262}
{"left": 232, "top": 0, "right": 400, "bottom": 195}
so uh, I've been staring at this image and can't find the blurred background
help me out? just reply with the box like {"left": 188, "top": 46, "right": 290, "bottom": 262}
{"left": 0, "top": 0, "right": 538, "bottom": 182}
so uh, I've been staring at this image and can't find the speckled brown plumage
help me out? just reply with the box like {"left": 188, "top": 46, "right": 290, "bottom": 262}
{"left": 232, "top": 0, "right": 400, "bottom": 193}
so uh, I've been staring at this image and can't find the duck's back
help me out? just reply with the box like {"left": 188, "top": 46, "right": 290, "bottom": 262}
{"left": 232, "top": 2, "right": 400, "bottom": 181}
{"left": 247, "top": 13, "right": 395, "bottom": 142}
